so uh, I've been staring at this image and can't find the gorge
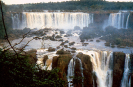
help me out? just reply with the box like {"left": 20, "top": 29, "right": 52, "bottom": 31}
{"left": 6, "top": 10, "right": 133, "bottom": 87}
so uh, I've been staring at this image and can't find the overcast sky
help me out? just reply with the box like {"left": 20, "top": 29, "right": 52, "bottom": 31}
{"left": 2, "top": 0, "right": 133, "bottom": 5}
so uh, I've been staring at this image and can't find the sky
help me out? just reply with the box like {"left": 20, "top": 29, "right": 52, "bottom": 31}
{"left": 2, "top": 0, "right": 133, "bottom": 5}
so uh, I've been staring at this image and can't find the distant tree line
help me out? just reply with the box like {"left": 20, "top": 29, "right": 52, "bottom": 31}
{"left": 6, "top": 1, "right": 133, "bottom": 12}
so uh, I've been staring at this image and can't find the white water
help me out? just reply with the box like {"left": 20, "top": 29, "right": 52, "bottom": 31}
{"left": 126, "top": 14, "right": 130, "bottom": 29}
{"left": 36, "top": 48, "right": 57, "bottom": 70}
{"left": 12, "top": 12, "right": 93, "bottom": 29}
{"left": 67, "top": 55, "right": 84, "bottom": 87}
{"left": 121, "top": 54, "right": 131, "bottom": 87}
{"left": 76, "top": 50, "right": 113, "bottom": 87}
{"left": 90, "top": 51, "right": 113, "bottom": 87}
{"left": 67, "top": 58, "right": 75, "bottom": 87}
{"left": 104, "top": 12, "right": 130, "bottom": 29}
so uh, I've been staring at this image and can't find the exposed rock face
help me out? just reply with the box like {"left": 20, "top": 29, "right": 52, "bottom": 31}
{"left": 26, "top": 49, "right": 37, "bottom": 66}
{"left": 113, "top": 52, "right": 125, "bottom": 87}
{"left": 131, "top": 54, "right": 133, "bottom": 87}
{"left": 52, "top": 56, "right": 58, "bottom": 69}
{"left": 73, "top": 59, "right": 82, "bottom": 87}
{"left": 76, "top": 52, "right": 93, "bottom": 87}
{"left": 43, "top": 55, "right": 48, "bottom": 65}
{"left": 52, "top": 54, "right": 72, "bottom": 87}
{"left": 93, "top": 13, "right": 109, "bottom": 26}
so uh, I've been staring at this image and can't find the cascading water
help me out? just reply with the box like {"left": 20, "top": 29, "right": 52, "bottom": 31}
{"left": 12, "top": 12, "right": 93, "bottom": 29}
{"left": 67, "top": 58, "right": 75, "bottom": 87}
{"left": 126, "top": 14, "right": 130, "bottom": 29}
{"left": 88, "top": 51, "right": 113, "bottom": 87}
{"left": 121, "top": 54, "right": 131, "bottom": 87}
{"left": 36, "top": 49, "right": 57, "bottom": 70}
{"left": 104, "top": 12, "right": 130, "bottom": 29}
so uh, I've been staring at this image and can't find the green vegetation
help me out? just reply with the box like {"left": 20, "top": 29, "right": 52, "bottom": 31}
{"left": 0, "top": 2, "right": 6, "bottom": 39}
{"left": 0, "top": 49, "right": 65, "bottom": 87}
{"left": 80, "top": 26, "right": 133, "bottom": 47}
{"left": 0, "top": 1, "right": 12, "bottom": 39}
{"left": 6, "top": 1, "right": 133, "bottom": 12}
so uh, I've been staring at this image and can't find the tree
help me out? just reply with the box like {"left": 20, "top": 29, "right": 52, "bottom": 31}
{"left": 0, "top": 1, "right": 6, "bottom": 39}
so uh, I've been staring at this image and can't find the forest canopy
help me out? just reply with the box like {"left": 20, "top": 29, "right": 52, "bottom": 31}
{"left": 6, "top": 1, "right": 133, "bottom": 12}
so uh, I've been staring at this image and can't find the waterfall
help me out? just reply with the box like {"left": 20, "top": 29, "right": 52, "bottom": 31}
{"left": 67, "top": 54, "right": 84, "bottom": 87}
{"left": 121, "top": 54, "right": 131, "bottom": 87}
{"left": 126, "top": 14, "right": 130, "bottom": 29}
{"left": 12, "top": 12, "right": 93, "bottom": 29}
{"left": 104, "top": 12, "right": 130, "bottom": 29}
{"left": 67, "top": 58, "right": 75, "bottom": 87}
{"left": 12, "top": 14, "right": 21, "bottom": 29}
{"left": 36, "top": 49, "right": 57, "bottom": 70}
{"left": 88, "top": 51, "right": 113, "bottom": 87}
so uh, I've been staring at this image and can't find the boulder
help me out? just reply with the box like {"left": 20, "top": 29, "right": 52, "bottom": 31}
{"left": 43, "top": 55, "right": 48, "bottom": 64}
{"left": 64, "top": 45, "right": 68, "bottom": 48}
{"left": 69, "top": 42, "right": 75, "bottom": 46}
{"left": 70, "top": 47, "right": 76, "bottom": 50}
{"left": 56, "top": 46, "right": 60, "bottom": 49}
{"left": 26, "top": 49, "right": 37, "bottom": 66}
{"left": 56, "top": 49, "right": 70, "bottom": 54}
{"left": 55, "top": 35, "right": 62, "bottom": 38}
{"left": 48, "top": 47, "right": 56, "bottom": 52}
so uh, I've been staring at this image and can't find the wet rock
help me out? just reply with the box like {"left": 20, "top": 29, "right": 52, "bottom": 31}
{"left": 43, "top": 55, "right": 48, "bottom": 64}
{"left": 60, "top": 42, "right": 65, "bottom": 45}
{"left": 45, "top": 36, "right": 55, "bottom": 41}
{"left": 60, "top": 30, "right": 65, "bottom": 34}
{"left": 69, "top": 42, "right": 75, "bottom": 46}
{"left": 26, "top": 49, "right": 37, "bottom": 66}
{"left": 52, "top": 56, "right": 58, "bottom": 69}
{"left": 80, "top": 39, "right": 85, "bottom": 42}
{"left": 73, "top": 59, "right": 83, "bottom": 87}
{"left": 56, "top": 46, "right": 60, "bottom": 49}
{"left": 23, "top": 28, "right": 31, "bottom": 33}
{"left": 76, "top": 52, "right": 93, "bottom": 87}
{"left": 54, "top": 54, "right": 72, "bottom": 87}
{"left": 64, "top": 40, "right": 69, "bottom": 43}
{"left": 130, "top": 54, "right": 133, "bottom": 87}
{"left": 70, "top": 47, "right": 76, "bottom": 50}
{"left": 55, "top": 35, "right": 62, "bottom": 38}
{"left": 31, "top": 29, "right": 46, "bottom": 36}
{"left": 71, "top": 50, "right": 76, "bottom": 53}
{"left": 48, "top": 47, "right": 56, "bottom": 52}
{"left": 113, "top": 52, "right": 125, "bottom": 87}
{"left": 64, "top": 35, "right": 69, "bottom": 37}
{"left": 56, "top": 49, "right": 70, "bottom": 54}
{"left": 58, "top": 39, "right": 63, "bottom": 42}
{"left": 96, "top": 40, "right": 100, "bottom": 42}
{"left": 105, "top": 42, "right": 110, "bottom": 47}
{"left": 82, "top": 43, "right": 88, "bottom": 46}
{"left": 64, "top": 45, "right": 68, "bottom": 48}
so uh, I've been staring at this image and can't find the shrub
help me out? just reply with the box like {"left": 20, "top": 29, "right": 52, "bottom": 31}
{"left": 0, "top": 49, "right": 65, "bottom": 87}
